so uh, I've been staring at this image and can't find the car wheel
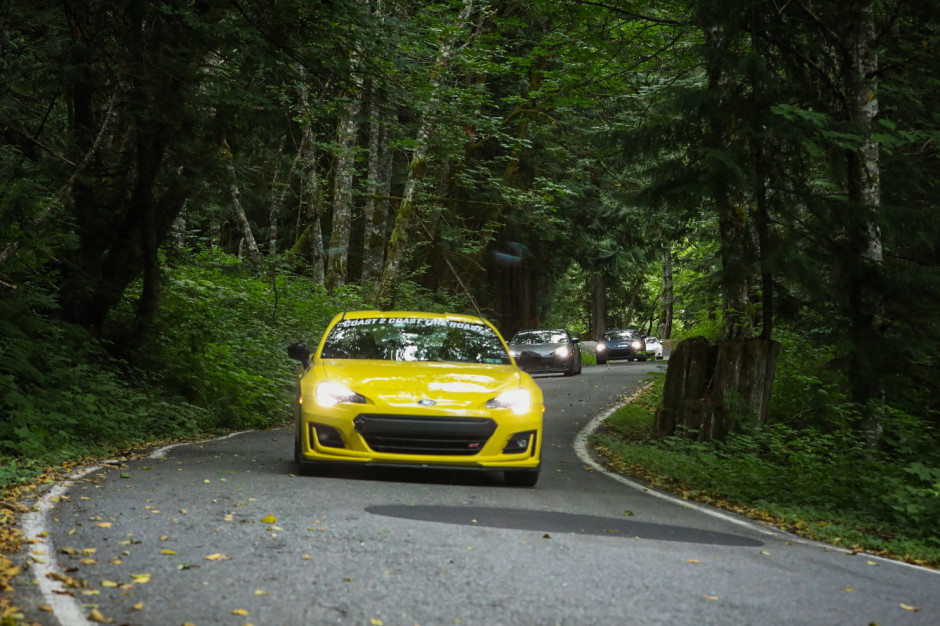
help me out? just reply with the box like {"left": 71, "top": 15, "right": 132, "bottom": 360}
{"left": 638, "top": 355, "right": 647, "bottom": 362}
{"left": 563, "top": 355, "right": 580, "bottom": 376}
{"left": 504, "top": 469, "right": 540, "bottom": 487}
{"left": 596, "top": 355, "right": 607, "bottom": 365}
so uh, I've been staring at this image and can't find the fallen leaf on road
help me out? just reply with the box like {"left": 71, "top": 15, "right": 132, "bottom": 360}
{"left": 262, "top": 515, "right": 277, "bottom": 524}
{"left": 205, "top": 553, "right": 229, "bottom": 561}
{"left": 900, "top": 604, "right": 921, "bottom": 612}
{"left": 87, "top": 608, "right": 112, "bottom": 622}
{"left": 702, "top": 594, "right": 720, "bottom": 601}
{"left": 232, "top": 608, "right": 249, "bottom": 616}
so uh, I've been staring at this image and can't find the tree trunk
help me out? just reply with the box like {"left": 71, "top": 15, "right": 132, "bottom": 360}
{"left": 590, "top": 272, "right": 607, "bottom": 340}
{"left": 660, "top": 248, "right": 674, "bottom": 339}
{"left": 300, "top": 127, "right": 325, "bottom": 286}
{"left": 297, "top": 77, "right": 325, "bottom": 285}
{"left": 375, "top": 0, "right": 475, "bottom": 307}
{"left": 702, "top": 20, "right": 755, "bottom": 340}
{"left": 655, "top": 337, "right": 780, "bottom": 441}
{"left": 843, "top": 0, "right": 885, "bottom": 437}
{"left": 268, "top": 134, "right": 299, "bottom": 258}
{"left": 222, "top": 138, "right": 263, "bottom": 268}
{"left": 361, "top": 88, "right": 392, "bottom": 288}
{"left": 326, "top": 91, "right": 362, "bottom": 292}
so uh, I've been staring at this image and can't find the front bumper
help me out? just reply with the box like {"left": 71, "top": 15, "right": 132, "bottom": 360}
{"left": 297, "top": 409, "right": 542, "bottom": 470}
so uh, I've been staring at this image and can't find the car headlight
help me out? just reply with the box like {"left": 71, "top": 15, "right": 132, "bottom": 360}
{"left": 631, "top": 340, "right": 642, "bottom": 349}
{"left": 315, "top": 382, "right": 366, "bottom": 407}
{"left": 595, "top": 343, "right": 606, "bottom": 352}
{"left": 553, "top": 346, "right": 570, "bottom": 358}
{"left": 486, "top": 388, "right": 532, "bottom": 415}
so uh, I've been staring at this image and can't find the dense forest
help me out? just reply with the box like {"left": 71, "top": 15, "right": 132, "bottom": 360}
{"left": 1, "top": 0, "right": 939, "bottom": 560}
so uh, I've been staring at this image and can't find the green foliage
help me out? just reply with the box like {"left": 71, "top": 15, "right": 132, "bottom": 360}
{"left": 0, "top": 250, "right": 364, "bottom": 489}
{"left": 593, "top": 375, "right": 940, "bottom": 565}
{"left": 132, "top": 250, "right": 365, "bottom": 430}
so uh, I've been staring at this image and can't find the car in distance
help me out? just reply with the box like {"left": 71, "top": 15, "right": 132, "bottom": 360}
{"left": 287, "top": 310, "right": 544, "bottom": 486}
{"left": 508, "top": 328, "right": 582, "bottom": 377}
{"left": 595, "top": 329, "right": 647, "bottom": 364}
{"left": 645, "top": 336, "right": 664, "bottom": 360}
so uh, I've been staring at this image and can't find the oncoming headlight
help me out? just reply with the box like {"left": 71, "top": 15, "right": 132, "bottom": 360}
{"left": 631, "top": 340, "right": 642, "bottom": 349}
{"left": 315, "top": 382, "right": 366, "bottom": 407}
{"left": 553, "top": 346, "right": 570, "bottom": 358}
{"left": 595, "top": 343, "right": 606, "bottom": 352}
{"left": 486, "top": 388, "right": 532, "bottom": 415}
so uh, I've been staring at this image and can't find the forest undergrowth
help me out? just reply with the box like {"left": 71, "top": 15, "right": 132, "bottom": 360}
{"left": 590, "top": 372, "right": 940, "bottom": 570}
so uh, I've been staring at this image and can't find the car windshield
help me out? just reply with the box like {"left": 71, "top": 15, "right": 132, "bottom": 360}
{"left": 604, "top": 330, "right": 640, "bottom": 340}
{"left": 321, "top": 317, "right": 512, "bottom": 364}
{"left": 512, "top": 330, "right": 567, "bottom": 344}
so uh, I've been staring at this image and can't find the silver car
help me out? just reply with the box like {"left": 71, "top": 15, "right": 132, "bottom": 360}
{"left": 508, "top": 329, "right": 582, "bottom": 376}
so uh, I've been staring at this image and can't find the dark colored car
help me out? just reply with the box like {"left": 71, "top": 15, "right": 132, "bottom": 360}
{"left": 595, "top": 329, "right": 647, "bottom": 364}
{"left": 508, "top": 329, "right": 582, "bottom": 377}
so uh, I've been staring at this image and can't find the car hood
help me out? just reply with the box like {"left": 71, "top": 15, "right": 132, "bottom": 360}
{"left": 316, "top": 359, "right": 526, "bottom": 407}
{"left": 510, "top": 343, "right": 566, "bottom": 356}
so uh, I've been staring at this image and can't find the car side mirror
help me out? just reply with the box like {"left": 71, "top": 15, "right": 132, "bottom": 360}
{"left": 288, "top": 341, "right": 311, "bottom": 368}
{"left": 571, "top": 338, "right": 580, "bottom": 343}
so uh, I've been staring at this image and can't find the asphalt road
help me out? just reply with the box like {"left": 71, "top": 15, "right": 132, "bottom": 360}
{"left": 16, "top": 361, "right": 940, "bottom": 626}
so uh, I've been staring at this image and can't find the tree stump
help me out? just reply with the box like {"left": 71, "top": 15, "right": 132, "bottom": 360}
{"left": 654, "top": 336, "right": 781, "bottom": 441}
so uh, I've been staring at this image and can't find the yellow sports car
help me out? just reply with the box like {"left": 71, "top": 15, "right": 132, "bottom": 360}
{"left": 287, "top": 311, "right": 544, "bottom": 486}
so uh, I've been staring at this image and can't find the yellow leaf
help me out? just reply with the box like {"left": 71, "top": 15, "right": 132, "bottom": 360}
{"left": 97, "top": 522, "right": 112, "bottom": 528}
{"left": 161, "top": 549, "right": 177, "bottom": 555}
{"left": 133, "top": 602, "right": 144, "bottom": 611}
{"left": 131, "top": 573, "right": 150, "bottom": 583}
{"left": 232, "top": 608, "right": 249, "bottom": 616}
{"left": 255, "top": 589, "right": 269, "bottom": 596}
{"left": 702, "top": 594, "right": 720, "bottom": 601}
{"left": 205, "top": 553, "right": 229, "bottom": 561}
{"left": 843, "top": 587, "right": 854, "bottom": 592}
{"left": 101, "top": 580, "right": 119, "bottom": 588}
{"left": 371, "top": 619, "right": 384, "bottom": 625}
{"left": 900, "top": 604, "right": 921, "bottom": 612}
{"left": 262, "top": 515, "right": 277, "bottom": 524}
{"left": 87, "top": 608, "right": 112, "bottom": 623}
{"left": 687, "top": 559, "right": 701, "bottom": 564}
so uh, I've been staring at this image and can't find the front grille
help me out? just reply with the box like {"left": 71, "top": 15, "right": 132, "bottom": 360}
{"left": 353, "top": 414, "right": 497, "bottom": 456}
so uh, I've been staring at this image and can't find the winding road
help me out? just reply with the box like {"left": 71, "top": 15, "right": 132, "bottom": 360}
{"left": 16, "top": 362, "right": 940, "bottom": 625}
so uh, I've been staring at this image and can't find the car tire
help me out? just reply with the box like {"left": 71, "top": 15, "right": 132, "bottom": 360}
{"left": 504, "top": 469, "right": 540, "bottom": 487}
{"left": 564, "top": 355, "right": 580, "bottom": 376}
{"left": 596, "top": 355, "right": 607, "bottom": 365}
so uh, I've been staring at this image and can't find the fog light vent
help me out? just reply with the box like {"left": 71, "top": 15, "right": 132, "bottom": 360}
{"left": 311, "top": 423, "right": 345, "bottom": 448}
{"left": 503, "top": 430, "right": 535, "bottom": 455}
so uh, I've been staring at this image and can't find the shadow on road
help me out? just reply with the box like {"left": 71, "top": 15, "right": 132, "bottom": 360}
{"left": 366, "top": 504, "right": 765, "bottom": 547}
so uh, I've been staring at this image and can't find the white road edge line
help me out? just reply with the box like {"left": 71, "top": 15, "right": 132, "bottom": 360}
{"left": 572, "top": 397, "right": 940, "bottom": 575}
{"left": 21, "top": 431, "right": 251, "bottom": 626}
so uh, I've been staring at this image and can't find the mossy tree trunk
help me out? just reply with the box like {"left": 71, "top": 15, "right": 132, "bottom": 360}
{"left": 655, "top": 336, "right": 780, "bottom": 441}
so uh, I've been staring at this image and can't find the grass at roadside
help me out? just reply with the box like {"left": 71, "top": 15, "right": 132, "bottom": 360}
{"left": 589, "top": 376, "right": 940, "bottom": 570}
